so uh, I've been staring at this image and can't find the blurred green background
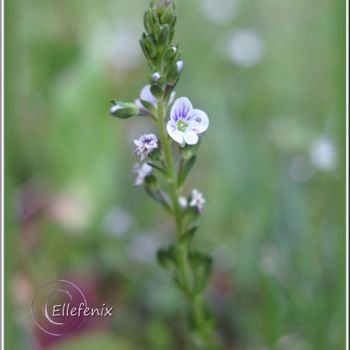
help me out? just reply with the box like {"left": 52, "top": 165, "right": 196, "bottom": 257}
{"left": 4, "top": 0, "right": 346, "bottom": 349}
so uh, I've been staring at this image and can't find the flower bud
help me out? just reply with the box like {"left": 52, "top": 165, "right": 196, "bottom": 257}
{"left": 167, "top": 66, "right": 179, "bottom": 85}
{"left": 150, "top": 84, "right": 163, "bottom": 98}
{"left": 159, "top": 24, "right": 170, "bottom": 45}
{"left": 144, "top": 9, "right": 154, "bottom": 34}
{"left": 110, "top": 101, "right": 140, "bottom": 119}
{"left": 151, "top": 72, "right": 161, "bottom": 82}
{"left": 143, "top": 36, "right": 157, "bottom": 58}
{"left": 164, "top": 46, "right": 177, "bottom": 63}
{"left": 176, "top": 60, "right": 184, "bottom": 72}
{"left": 160, "top": 6, "right": 177, "bottom": 27}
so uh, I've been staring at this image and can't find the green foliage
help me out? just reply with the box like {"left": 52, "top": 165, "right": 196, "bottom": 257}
{"left": 178, "top": 155, "right": 197, "bottom": 187}
{"left": 179, "top": 226, "right": 198, "bottom": 246}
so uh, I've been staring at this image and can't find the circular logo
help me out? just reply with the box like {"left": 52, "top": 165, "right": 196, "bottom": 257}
{"left": 31, "top": 280, "right": 87, "bottom": 336}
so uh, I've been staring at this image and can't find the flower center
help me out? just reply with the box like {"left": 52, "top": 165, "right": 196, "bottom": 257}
{"left": 177, "top": 119, "right": 188, "bottom": 132}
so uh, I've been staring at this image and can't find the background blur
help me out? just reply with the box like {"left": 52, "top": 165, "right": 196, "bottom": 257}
{"left": 4, "top": 0, "right": 346, "bottom": 349}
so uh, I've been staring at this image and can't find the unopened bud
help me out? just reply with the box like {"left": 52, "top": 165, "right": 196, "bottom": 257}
{"left": 110, "top": 101, "right": 140, "bottom": 119}
{"left": 176, "top": 60, "right": 184, "bottom": 72}
{"left": 151, "top": 72, "right": 161, "bottom": 82}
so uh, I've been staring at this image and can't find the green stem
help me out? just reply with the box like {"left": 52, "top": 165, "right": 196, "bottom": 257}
{"left": 156, "top": 98, "right": 219, "bottom": 349}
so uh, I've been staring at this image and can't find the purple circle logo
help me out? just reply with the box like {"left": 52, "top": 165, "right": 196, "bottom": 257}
{"left": 31, "top": 280, "right": 87, "bottom": 336}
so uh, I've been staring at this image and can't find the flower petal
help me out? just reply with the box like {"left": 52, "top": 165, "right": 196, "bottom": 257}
{"left": 140, "top": 85, "right": 157, "bottom": 106}
{"left": 167, "top": 121, "right": 184, "bottom": 144}
{"left": 183, "top": 131, "right": 199, "bottom": 145}
{"left": 188, "top": 109, "right": 209, "bottom": 134}
{"left": 170, "top": 97, "right": 193, "bottom": 122}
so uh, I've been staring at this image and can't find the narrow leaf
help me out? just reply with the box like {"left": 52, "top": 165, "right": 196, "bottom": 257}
{"left": 147, "top": 162, "right": 166, "bottom": 175}
{"left": 179, "top": 226, "right": 198, "bottom": 245}
{"left": 178, "top": 155, "right": 196, "bottom": 187}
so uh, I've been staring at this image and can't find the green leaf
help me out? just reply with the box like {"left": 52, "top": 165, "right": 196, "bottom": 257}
{"left": 160, "top": 6, "right": 176, "bottom": 25}
{"left": 189, "top": 251, "right": 213, "bottom": 293}
{"left": 159, "top": 25, "right": 170, "bottom": 45}
{"left": 144, "top": 36, "right": 157, "bottom": 58}
{"left": 139, "top": 39, "right": 148, "bottom": 59}
{"left": 140, "top": 99, "right": 156, "bottom": 114}
{"left": 145, "top": 187, "right": 172, "bottom": 213}
{"left": 178, "top": 155, "right": 196, "bottom": 187}
{"left": 150, "top": 84, "right": 163, "bottom": 98}
{"left": 144, "top": 9, "right": 154, "bottom": 34}
{"left": 163, "top": 46, "right": 177, "bottom": 63}
{"left": 153, "top": 24, "right": 162, "bottom": 41}
{"left": 147, "top": 161, "right": 166, "bottom": 175}
{"left": 169, "top": 27, "right": 175, "bottom": 42}
{"left": 157, "top": 245, "right": 177, "bottom": 269}
{"left": 166, "top": 62, "right": 180, "bottom": 85}
{"left": 179, "top": 226, "right": 198, "bottom": 245}
{"left": 180, "top": 142, "right": 200, "bottom": 159}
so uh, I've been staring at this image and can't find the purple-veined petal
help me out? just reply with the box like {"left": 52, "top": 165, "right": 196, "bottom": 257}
{"left": 167, "top": 120, "right": 184, "bottom": 144}
{"left": 170, "top": 97, "right": 193, "bottom": 122}
{"left": 188, "top": 109, "right": 209, "bottom": 134}
{"left": 183, "top": 131, "right": 199, "bottom": 145}
{"left": 140, "top": 85, "right": 157, "bottom": 106}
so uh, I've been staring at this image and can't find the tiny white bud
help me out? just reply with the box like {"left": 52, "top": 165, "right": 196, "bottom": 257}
{"left": 151, "top": 72, "right": 161, "bottom": 82}
{"left": 176, "top": 60, "right": 184, "bottom": 72}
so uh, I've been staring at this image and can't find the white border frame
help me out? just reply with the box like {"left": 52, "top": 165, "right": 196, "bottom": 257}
{"left": 0, "top": 0, "right": 348, "bottom": 349}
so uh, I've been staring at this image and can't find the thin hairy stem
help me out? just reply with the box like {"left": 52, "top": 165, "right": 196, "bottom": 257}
{"left": 156, "top": 98, "right": 219, "bottom": 349}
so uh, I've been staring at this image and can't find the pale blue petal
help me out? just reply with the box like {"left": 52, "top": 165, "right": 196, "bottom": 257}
{"left": 188, "top": 109, "right": 209, "bottom": 133}
{"left": 170, "top": 97, "right": 193, "bottom": 121}
{"left": 140, "top": 85, "right": 157, "bottom": 106}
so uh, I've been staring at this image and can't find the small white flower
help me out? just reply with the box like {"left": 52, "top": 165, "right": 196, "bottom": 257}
{"left": 166, "top": 97, "right": 209, "bottom": 145}
{"left": 133, "top": 163, "right": 153, "bottom": 186}
{"left": 178, "top": 196, "right": 188, "bottom": 208}
{"left": 133, "top": 134, "right": 158, "bottom": 160}
{"left": 189, "top": 189, "right": 205, "bottom": 212}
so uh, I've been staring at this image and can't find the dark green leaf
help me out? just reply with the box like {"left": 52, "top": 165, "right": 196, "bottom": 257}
{"left": 140, "top": 99, "right": 156, "bottom": 114}
{"left": 179, "top": 226, "right": 198, "bottom": 245}
{"left": 163, "top": 46, "right": 177, "bottom": 63}
{"left": 150, "top": 84, "right": 163, "bottom": 98}
{"left": 159, "top": 25, "right": 170, "bottom": 45}
{"left": 160, "top": 6, "right": 175, "bottom": 25}
{"left": 178, "top": 155, "right": 196, "bottom": 187}
{"left": 166, "top": 62, "right": 180, "bottom": 85}
{"left": 144, "top": 9, "right": 154, "bottom": 34}
{"left": 144, "top": 36, "right": 157, "bottom": 58}
{"left": 147, "top": 161, "right": 165, "bottom": 175}
{"left": 157, "top": 245, "right": 177, "bottom": 270}
{"left": 145, "top": 188, "right": 172, "bottom": 213}
{"left": 189, "top": 251, "right": 213, "bottom": 293}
